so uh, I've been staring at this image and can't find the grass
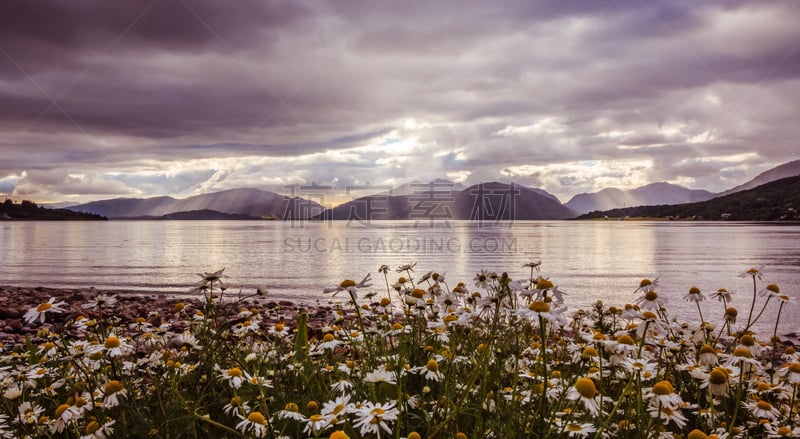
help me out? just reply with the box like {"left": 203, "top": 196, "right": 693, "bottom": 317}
{"left": 0, "top": 264, "right": 797, "bottom": 438}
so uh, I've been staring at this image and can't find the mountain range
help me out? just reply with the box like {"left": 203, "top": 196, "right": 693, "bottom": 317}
{"left": 565, "top": 183, "right": 714, "bottom": 215}
{"left": 578, "top": 175, "right": 800, "bottom": 221}
{"left": 66, "top": 159, "right": 800, "bottom": 220}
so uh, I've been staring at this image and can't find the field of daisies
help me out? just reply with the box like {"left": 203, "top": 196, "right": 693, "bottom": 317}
{"left": 0, "top": 263, "right": 798, "bottom": 438}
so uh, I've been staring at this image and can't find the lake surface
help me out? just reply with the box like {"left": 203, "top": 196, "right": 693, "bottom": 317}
{"left": 2, "top": 220, "right": 799, "bottom": 335}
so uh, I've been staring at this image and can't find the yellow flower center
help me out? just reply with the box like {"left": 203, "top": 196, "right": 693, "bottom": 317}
{"left": 230, "top": 396, "right": 242, "bottom": 407}
{"left": 766, "top": 283, "right": 780, "bottom": 294}
{"left": 85, "top": 420, "right": 100, "bottom": 434}
{"left": 757, "top": 382, "right": 771, "bottom": 392}
{"left": 284, "top": 402, "right": 299, "bottom": 412}
{"left": 652, "top": 380, "right": 674, "bottom": 395}
{"left": 777, "top": 427, "right": 792, "bottom": 436}
{"left": 709, "top": 368, "right": 728, "bottom": 385}
{"left": 582, "top": 347, "right": 598, "bottom": 358}
{"left": 689, "top": 286, "right": 701, "bottom": 295}
{"left": 380, "top": 298, "right": 391, "bottom": 307}
{"left": 104, "top": 380, "right": 124, "bottom": 394}
{"left": 330, "top": 431, "right": 350, "bottom": 439}
{"left": 426, "top": 359, "right": 439, "bottom": 372}
{"left": 687, "top": 430, "right": 708, "bottom": 439}
{"left": 617, "top": 335, "right": 635, "bottom": 346}
{"left": 639, "top": 279, "right": 652, "bottom": 288}
{"left": 574, "top": 378, "right": 597, "bottom": 398}
{"left": 756, "top": 400, "right": 773, "bottom": 411}
{"left": 323, "top": 333, "right": 335, "bottom": 343}
{"left": 699, "top": 344, "right": 716, "bottom": 355}
{"left": 733, "top": 347, "right": 752, "bottom": 358}
{"left": 740, "top": 334, "right": 755, "bottom": 346}
{"left": 274, "top": 323, "right": 284, "bottom": 332}
{"left": 309, "top": 414, "right": 324, "bottom": 422}
{"left": 788, "top": 363, "right": 800, "bottom": 374}
{"left": 725, "top": 307, "right": 738, "bottom": 317}
{"left": 55, "top": 404, "right": 71, "bottom": 418}
{"left": 228, "top": 367, "right": 243, "bottom": 378}
{"left": 411, "top": 288, "right": 426, "bottom": 298}
{"left": 642, "top": 311, "right": 657, "bottom": 320}
{"left": 36, "top": 302, "right": 53, "bottom": 312}
{"left": 246, "top": 412, "right": 266, "bottom": 425}
{"left": 307, "top": 401, "right": 318, "bottom": 411}
{"left": 529, "top": 301, "right": 550, "bottom": 313}
{"left": 407, "top": 433, "right": 421, "bottom": 439}
{"left": 104, "top": 336, "right": 121, "bottom": 349}
{"left": 339, "top": 279, "right": 356, "bottom": 289}
{"left": 369, "top": 407, "right": 385, "bottom": 423}
{"left": 644, "top": 291, "right": 658, "bottom": 301}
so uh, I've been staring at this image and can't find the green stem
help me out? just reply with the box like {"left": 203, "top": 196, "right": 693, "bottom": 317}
{"left": 745, "top": 275, "right": 757, "bottom": 329}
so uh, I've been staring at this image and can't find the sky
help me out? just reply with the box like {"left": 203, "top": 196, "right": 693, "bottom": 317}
{"left": 1, "top": 0, "right": 799, "bottom": 205}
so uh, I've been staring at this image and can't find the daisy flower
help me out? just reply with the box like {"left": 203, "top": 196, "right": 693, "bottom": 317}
{"left": 315, "top": 333, "right": 344, "bottom": 352}
{"left": 331, "top": 379, "right": 354, "bottom": 394}
{"left": 745, "top": 399, "right": 781, "bottom": 421}
{"left": 567, "top": 378, "right": 601, "bottom": 416}
{"left": 474, "top": 269, "right": 491, "bottom": 288}
{"left": 223, "top": 396, "right": 250, "bottom": 416}
{"left": 764, "top": 423, "right": 800, "bottom": 437}
{"left": 635, "top": 290, "right": 665, "bottom": 311}
{"left": 321, "top": 395, "right": 353, "bottom": 418}
{"left": 364, "top": 368, "right": 397, "bottom": 385}
{"left": 236, "top": 412, "right": 268, "bottom": 438}
{"left": 635, "top": 278, "right": 659, "bottom": 293}
{"left": 81, "top": 418, "right": 115, "bottom": 439}
{"left": 82, "top": 294, "right": 118, "bottom": 310}
{"left": 275, "top": 402, "right": 305, "bottom": 421}
{"left": 778, "top": 362, "right": 800, "bottom": 384}
{"left": 15, "top": 401, "right": 44, "bottom": 425}
{"left": 760, "top": 283, "right": 781, "bottom": 298}
{"left": 323, "top": 274, "right": 372, "bottom": 296}
{"left": 710, "top": 288, "right": 732, "bottom": 303}
{"left": 647, "top": 404, "right": 688, "bottom": 428}
{"left": 739, "top": 265, "right": 765, "bottom": 280}
{"left": 101, "top": 335, "right": 134, "bottom": 357}
{"left": 218, "top": 366, "right": 248, "bottom": 389}
{"left": 101, "top": 380, "right": 127, "bottom": 408}
{"left": 352, "top": 401, "right": 399, "bottom": 437}
{"left": 643, "top": 380, "right": 684, "bottom": 408}
{"left": 683, "top": 286, "right": 705, "bottom": 302}
{"left": 23, "top": 297, "right": 67, "bottom": 324}
{"left": 698, "top": 344, "right": 719, "bottom": 367}
{"left": 559, "top": 421, "right": 597, "bottom": 438}
{"left": 412, "top": 358, "right": 443, "bottom": 382}
{"left": 303, "top": 414, "right": 334, "bottom": 436}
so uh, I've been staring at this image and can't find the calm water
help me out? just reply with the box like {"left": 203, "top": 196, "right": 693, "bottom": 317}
{"left": 2, "top": 220, "right": 799, "bottom": 334}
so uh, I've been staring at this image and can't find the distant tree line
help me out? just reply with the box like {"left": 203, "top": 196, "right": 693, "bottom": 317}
{"left": 1, "top": 199, "right": 107, "bottom": 220}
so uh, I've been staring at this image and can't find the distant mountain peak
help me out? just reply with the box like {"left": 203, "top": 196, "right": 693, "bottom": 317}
{"left": 566, "top": 182, "right": 714, "bottom": 215}
{"left": 717, "top": 159, "right": 800, "bottom": 197}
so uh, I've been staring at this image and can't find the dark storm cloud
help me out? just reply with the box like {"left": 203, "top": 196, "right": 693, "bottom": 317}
{"left": 1, "top": 0, "right": 799, "bottom": 201}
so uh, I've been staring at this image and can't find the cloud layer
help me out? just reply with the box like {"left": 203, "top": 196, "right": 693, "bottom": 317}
{"left": 1, "top": 0, "right": 799, "bottom": 203}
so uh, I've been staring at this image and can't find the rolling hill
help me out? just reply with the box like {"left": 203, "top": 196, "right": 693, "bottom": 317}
{"left": 577, "top": 175, "right": 800, "bottom": 221}
{"left": 68, "top": 188, "right": 324, "bottom": 219}
{"left": 566, "top": 182, "right": 714, "bottom": 215}
{"left": 323, "top": 182, "right": 575, "bottom": 221}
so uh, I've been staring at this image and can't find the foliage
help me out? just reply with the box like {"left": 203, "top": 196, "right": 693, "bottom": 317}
{"left": 0, "top": 264, "right": 797, "bottom": 438}
{"left": 0, "top": 199, "right": 106, "bottom": 220}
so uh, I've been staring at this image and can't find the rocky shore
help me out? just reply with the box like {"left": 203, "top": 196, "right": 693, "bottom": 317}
{"left": 0, "top": 285, "right": 337, "bottom": 347}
